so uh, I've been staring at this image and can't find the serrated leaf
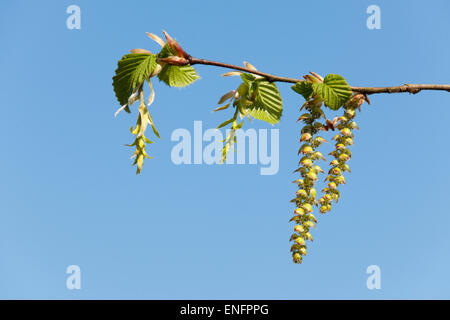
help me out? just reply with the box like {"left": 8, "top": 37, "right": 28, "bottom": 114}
{"left": 240, "top": 73, "right": 256, "bottom": 85}
{"left": 312, "top": 74, "right": 352, "bottom": 110}
{"left": 112, "top": 53, "right": 157, "bottom": 105}
{"left": 246, "top": 81, "right": 283, "bottom": 124}
{"left": 157, "top": 43, "right": 174, "bottom": 58}
{"left": 292, "top": 81, "right": 313, "bottom": 100}
{"left": 157, "top": 64, "right": 199, "bottom": 87}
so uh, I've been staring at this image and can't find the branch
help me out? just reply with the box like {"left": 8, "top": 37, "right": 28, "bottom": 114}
{"left": 188, "top": 57, "right": 450, "bottom": 95}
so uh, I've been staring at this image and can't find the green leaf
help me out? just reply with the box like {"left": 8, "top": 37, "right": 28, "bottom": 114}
{"left": 157, "top": 65, "right": 199, "bottom": 87}
{"left": 157, "top": 44, "right": 173, "bottom": 58}
{"left": 216, "top": 117, "right": 235, "bottom": 129}
{"left": 240, "top": 73, "right": 256, "bottom": 85}
{"left": 246, "top": 81, "right": 283, "bottom": 124}
{"left": 112, "top": 53, "right": 157, "bottom": 105}
{"left": 291, "top": 81, "right": 313, "bottom": 101}
{"left": 312, "top": 74, "right": 352, "bottom": 110}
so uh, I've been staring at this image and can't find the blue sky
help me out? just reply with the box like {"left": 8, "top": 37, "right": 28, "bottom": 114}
{"left": 0, "top": 0, "right": 449, "bottom": 299}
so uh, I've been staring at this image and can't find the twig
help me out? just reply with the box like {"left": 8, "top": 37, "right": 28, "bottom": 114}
{"left": 188, "top": 57, "right": 450, "bottom": 95}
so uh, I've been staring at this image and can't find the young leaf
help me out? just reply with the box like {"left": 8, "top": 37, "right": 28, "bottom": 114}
{"left": 246, "top": 81, "right": 283, "bottom": 124}
{"left": 292, "top": 81, "right": 313, "bottom": 101}
{"left": 157, "top": 65, "right": 199, "bottom": 87}
{"left": 312, "top": 74, "right": 352, "bottom": 110}
{"left": 112, "top": 53, "right": 157, "bottom": 105}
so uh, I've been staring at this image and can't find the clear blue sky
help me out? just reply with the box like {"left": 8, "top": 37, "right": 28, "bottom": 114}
{"left": 1, "top": 0, "right": 449, "bottom": 299}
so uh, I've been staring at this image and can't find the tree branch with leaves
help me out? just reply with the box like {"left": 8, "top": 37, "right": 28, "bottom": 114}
{"left": 112, "top": 31, "right": 450, "bottom": 264}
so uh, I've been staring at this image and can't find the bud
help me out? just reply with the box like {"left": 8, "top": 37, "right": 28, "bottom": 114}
{"left": 243, "top": 61, "right": 258, "bottom": 71}
{"left": 162, "top": 30, "right": 189, "bottom": 59}
{"left": 292, "top": 178, "right": 304, "bottom": 185}
{"left": 222, "top": 71, "right": 243, "bottom": 77}
{"left": 335, "top": 143, "right": 345, "bottom": 150}
{"left": 130, "top": 48, "right": 152, "bottom": 54}
{"left": 158, "top": 56, "right": 188, "bottom": 66}
{"left": 146, "top": 32, "right": 165, "bottom": 47}
{"left": 294, "top": 225, "right": 305, "bottom": 233}
{"left": 324, "top": 194, "right": 332, "bottom": 202}
{"left": 343, "top": 164, "right": 351, "bottom": 172}
{"left": 300, "top": 133, "right": 312, "bottom": 142}
{"left": 319, "top": 206, "right": 328, "bottom": 214}
{"left": 294, "top": 208, "right": 305, "bottom": 216}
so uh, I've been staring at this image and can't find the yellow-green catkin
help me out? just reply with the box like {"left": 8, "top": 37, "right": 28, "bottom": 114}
{"left": 290, "top": 96, "right": 326, "bottom": 264}
{"left": 128, "top": 90, "right": 153, "bottom": 174}
{"left": 319, "top": 94, "right": 366, "bottom": 213}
